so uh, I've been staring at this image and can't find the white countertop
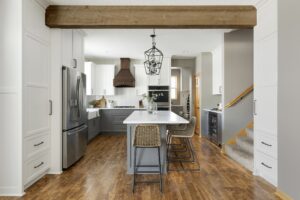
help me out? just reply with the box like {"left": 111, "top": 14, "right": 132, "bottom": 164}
{"left": 123, "top": 111, "right": 189, "bottom": 125}
{"left": 98, "top": 107, "right": 146, "bottom": 110}
{"left": 87, "top": 107, "right": 145, "bottom": 111}
{"left": 86, "top": 107, "right": 146, "bottom": 120}
{"left": 203, "top": 108, "right": 223, "bottom": 114}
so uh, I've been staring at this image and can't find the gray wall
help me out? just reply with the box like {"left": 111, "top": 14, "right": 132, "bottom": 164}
{"left": 223, "top": 29, "right": 253, "bottom": 143}
{"left": 200, "top": 53, "right": 222, "bottom": 133}
{"left": 278, "top": 1, "right": 300, "bottom": 199}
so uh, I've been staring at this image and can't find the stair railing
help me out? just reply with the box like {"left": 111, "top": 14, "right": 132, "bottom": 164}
{"left": 224, "top": 85, "right": 254, "bottom": 109}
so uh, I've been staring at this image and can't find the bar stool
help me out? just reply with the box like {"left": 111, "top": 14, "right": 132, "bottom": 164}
{"left": 167, "top": 116, "right": 200, "bottom": 171}
{"left": 132, "top": 125, "right": 163, "bottom": 193}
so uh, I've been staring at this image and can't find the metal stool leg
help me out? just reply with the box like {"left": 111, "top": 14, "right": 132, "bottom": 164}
{"left": 132, "top": 147, "right": 137, "bottom": 193}
{"left": 166, "top": 135, "right": 172, "bottom": 172}
{"left": 158, "top": 147, "right": 163, "bottom": 192}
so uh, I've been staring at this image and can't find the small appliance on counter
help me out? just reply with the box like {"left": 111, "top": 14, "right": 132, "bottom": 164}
{"left": 62, "top": 66, "right": 88, "bottom": 169}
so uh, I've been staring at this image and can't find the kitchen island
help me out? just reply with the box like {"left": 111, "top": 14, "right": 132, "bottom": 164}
{"left": 123, "top": 111, "right": 189, "bottom": 174}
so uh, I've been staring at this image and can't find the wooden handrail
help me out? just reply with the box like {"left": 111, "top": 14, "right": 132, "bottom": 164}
{"left": 225, "top": 85, "right": 254, "bottom": 109}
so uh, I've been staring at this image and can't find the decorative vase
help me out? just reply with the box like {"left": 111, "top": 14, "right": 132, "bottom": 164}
{"left": 147, "top": 101, "right": 155, "bottom": 114}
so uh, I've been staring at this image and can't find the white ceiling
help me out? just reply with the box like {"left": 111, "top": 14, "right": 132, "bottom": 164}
{"left": 49, "top": 0, "right": 258, "bottom": 5}
{"left": 84, "top": 29, "right": 230, "bottom": 59}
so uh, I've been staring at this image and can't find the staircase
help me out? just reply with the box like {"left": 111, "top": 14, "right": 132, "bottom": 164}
{"left": 224, "top": 126, "right": 254, "bottom": 171}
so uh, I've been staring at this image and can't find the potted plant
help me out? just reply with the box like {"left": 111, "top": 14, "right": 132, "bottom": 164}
{"left": 142, "top": 93, "right": 163, "bottom": 114}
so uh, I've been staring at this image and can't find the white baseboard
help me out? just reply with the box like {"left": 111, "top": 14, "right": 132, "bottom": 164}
{"left": 48, "top": 170, "right": 63, "bottom": 175}
{"left": 0, "top": 187, "right": 24, "bottom": 197}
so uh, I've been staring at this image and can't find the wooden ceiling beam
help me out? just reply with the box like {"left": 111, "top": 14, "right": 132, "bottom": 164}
{"left": 45, "top": 5, "right": 257, "bottom": 29}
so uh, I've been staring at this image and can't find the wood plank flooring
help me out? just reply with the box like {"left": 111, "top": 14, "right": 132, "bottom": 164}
{"left": 1, "top": 134, "right": 280, "bottom": 200}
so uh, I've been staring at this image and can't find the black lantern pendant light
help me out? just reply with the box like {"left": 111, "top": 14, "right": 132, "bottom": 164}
{"left": 144, "top": 29, "right": 164, "bottom": 75}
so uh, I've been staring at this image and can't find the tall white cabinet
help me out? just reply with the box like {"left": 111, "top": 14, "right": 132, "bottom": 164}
{"left": 254, "top": 0, "right": 278, "bottom": 186}
{"left": 0, "top": 0, "right": 54, "bottom": 195}
{"left": 22, "top": 0, "right": 52, "bottom": 190}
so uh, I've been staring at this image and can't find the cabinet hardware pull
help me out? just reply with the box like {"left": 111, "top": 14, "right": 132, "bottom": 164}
{"left": 73, "top": 59, "right": 77, "bottom": 68}
{"left": 261, "top": 141, "right": 272, "bottom": 147}
{"left": 261, "top": 162, "right": 272, "bottom": 169}
{"left": 34, "top": 162, "right": 44, "bottom": 169}
{"left": 49, "top": 100, "right": 53, "bottom": 116}
{"left": 34, "top": 141, "right": 44, "bottom": 147}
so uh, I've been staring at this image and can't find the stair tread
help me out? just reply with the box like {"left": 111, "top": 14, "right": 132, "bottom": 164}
{"left": 245, "top": 127, "right": 254, "bottom": 139}
{"left": 226, "top": 144, "right": 253, "bottom": 159}
{"left": 225, "top": 143, "right": 253, "bottom": 171}
{"left": 236, "top": 136, "right": 253, "bottom": 144}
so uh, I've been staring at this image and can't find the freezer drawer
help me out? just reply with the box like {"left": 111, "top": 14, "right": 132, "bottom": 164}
{"left": 63, "top": 124, "right": 88, "bottom": 169}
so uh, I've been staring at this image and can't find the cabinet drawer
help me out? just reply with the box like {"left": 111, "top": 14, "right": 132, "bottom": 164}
{"left": 24, "top": 150, "right": 50, "bottom": 185}
{"left": 24, "top": 133, "right": 50, "bottom": 160}
{"left": 255, "top": 131, "right": 277, "bottom": 159}
{"left": 255, "top": 151, "right": 277, "bottom": 186}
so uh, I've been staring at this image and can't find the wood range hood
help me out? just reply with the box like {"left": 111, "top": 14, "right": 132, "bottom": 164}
{"left": 113, "top": 58, "right": 135, "bottom": 87}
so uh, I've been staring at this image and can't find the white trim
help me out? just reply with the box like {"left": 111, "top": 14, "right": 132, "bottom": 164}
{"left": 24, "top": 30, "right": 50, "bottom": 47}
{"left": 0, "top": 87, "right": 18, "bottom": 94}
{"left": 0, "top": 187, "right": 24, "bottom": 197}
{"left": 74, "top": 29, "right": 87, "bottom": 37}
{"left": 47, "top": 170, "right": 63, "bottom": 175}
{"left": 255, "top": 30, "right": 277, "bottom": 42}
{"left": 255, "top": 0, "right": 271, "bottom": 9}
{"left": 24, "top": 83, "right": 49, "bottom": 89}
{"left": 25, "top": 128, "right": 50, "bottom": 138}
{"left": 32, "top": 0, "right": 50, "bottom": 10}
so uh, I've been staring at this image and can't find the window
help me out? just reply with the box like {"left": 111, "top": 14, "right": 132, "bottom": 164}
{"left": 171, "top": 76, "right": 178, "bottom": 100}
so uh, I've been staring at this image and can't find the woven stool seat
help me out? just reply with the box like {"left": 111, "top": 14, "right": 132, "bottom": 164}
{"left": 134, "top": 125, "right": 161, "bottom": 147}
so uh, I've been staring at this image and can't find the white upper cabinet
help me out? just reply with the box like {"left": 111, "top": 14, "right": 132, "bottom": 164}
{"left": 61, "top": 30, "right": 73, "bottom": 68}
{"left": 84, "top": 62, "right": 95, "bottom": 95}
{"left": 134, "top": 65, "right": 148, "bottom": 96}
{"left": 84, "top": 63, "right": 115, "bottom": 96}
{"left": 212, "top": 45, "right": 223, "bottom": 95}
{"left": 61, "top": 30, "right": 85, "bottom": 73}
{"left": 73, "top": 30, "right": 85, "bottom": 73}
{"left": 148, "top": 57, "right": 171, "bottom": 86}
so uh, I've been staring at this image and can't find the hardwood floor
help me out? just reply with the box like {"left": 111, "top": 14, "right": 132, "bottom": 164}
{"left": 2, "top": 134, "right": 280, "bottom": 200}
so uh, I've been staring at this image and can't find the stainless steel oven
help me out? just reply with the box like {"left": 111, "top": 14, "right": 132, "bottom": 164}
{"left": 148, "top": 86, "right": 170, "bottom": 110}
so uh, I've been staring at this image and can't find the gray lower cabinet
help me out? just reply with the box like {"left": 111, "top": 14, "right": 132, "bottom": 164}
{"left": 87, "top": 109, "right": 143, "bottom": 138}
{"left": 100, "top": 109, "right": 136, "bottom": 133}
{"left": 88, "top": 116, "right": 101, "bottom": 142}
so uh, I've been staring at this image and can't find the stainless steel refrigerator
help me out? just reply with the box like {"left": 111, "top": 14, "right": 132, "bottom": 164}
{"left": 62, "top": 66, "right": 88, "bottom": 169}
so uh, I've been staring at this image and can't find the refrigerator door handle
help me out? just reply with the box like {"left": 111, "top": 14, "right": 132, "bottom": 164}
{"left": 76, "top": 76, "right": 81, "bottom": 119}
{"left": 67, "top": 124, "right": 88, "bottom": 136}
